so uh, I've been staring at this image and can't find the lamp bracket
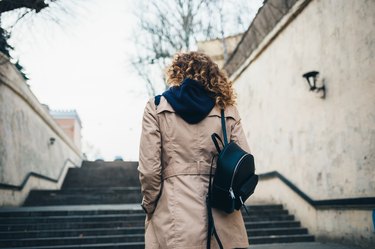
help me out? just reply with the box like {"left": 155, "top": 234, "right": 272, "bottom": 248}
{"left": 302, "top": 71, "right": 326, "bottom": 99}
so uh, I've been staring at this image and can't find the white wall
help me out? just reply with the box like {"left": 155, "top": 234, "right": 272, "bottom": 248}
{"left": 248, "top": 177, "right": 375, "bottom": 248}
{"left": 233, "top": 1, "right": 375, "bottom": 247}
{"left": 235, "top": 0, "right": 375, "bottom": 200}
{"left": 0, "top": 53, "right": 82, "bottom": 206}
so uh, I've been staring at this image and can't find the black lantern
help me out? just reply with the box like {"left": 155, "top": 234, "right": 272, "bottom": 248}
{"left": 49, "top": 137, "right": 56, "bottom": 145}
{"left": 302, "top": 71, "right": 326, "bottom": 98}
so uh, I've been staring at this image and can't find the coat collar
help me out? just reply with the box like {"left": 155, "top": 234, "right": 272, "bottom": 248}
{"left": 207, "top": 105, "right": 239, "bottom": 120}
{"left": 156, "top": 96, "right": 174, "bottom": 114}
{"left": 156, "top": 96, "right": 239, "bottom": 121}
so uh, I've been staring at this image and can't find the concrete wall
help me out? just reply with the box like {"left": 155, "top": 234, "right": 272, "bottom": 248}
{"left": 234, "top": 0, "right": 375, "bottom": 200}
{"left": 0, "top": 53, "right": 82, "bottom": 206}
{"left": 230, "top": 0, "right": 375, "bottom": 247}
{"left": 249, "top": 177, "right": 375, "bottom": 248}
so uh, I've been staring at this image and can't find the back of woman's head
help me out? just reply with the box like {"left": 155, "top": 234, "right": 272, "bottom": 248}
{"left": 166, "top": 51, "right": 236, "bottom": 108}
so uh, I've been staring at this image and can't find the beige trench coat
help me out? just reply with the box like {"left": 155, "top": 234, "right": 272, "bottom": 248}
{"left": 138, "top": 96, "right": 250, "bottom": 249}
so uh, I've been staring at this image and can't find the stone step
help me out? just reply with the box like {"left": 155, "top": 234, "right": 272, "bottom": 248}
{"left": 61, "top": 162, "right": 140, "bottom": 189}
{"left": 250, "top": 234, "right": 315, "bottom": 244}
{"left": 0, "top": 213, "right": 146, "bottom": 224}
{"left": 0, "top": 228, "right": 140, "bottom": 240}
{"left": 247, "top": 227, "right": 309, "bottom": 237}
{"left": 0, "top": 220, "right": 300, "bottom": 233}
{"left": 0, "top": 204, "right": 285, "bottom": 217}
{"left": 23, "top": 188, "right": 142, "bottom": 206}
{"left": 0, "top": 222, "right": 145, "bottom": 232}
{"left": 0, "top": 233, "right": 315, "bottom": 248}
{"left": 245, "top": 220, "right": 301, "bottom": 229}
{"left": 0, "top": 221, "right": 144, "bottom": 232}
{"left": 81, "top": 161, "right": 139, "bottom": 169}
{"left": 0, "top": 206, "right": 144, "bottom": 217}
{"left": 0, "top": 226, "right": 308, "bottom": 240}
{"left": 0, "top": 234, "right": 145, "bottom": 247}
{"left": 244, "top": 214, "right": 295, "bottom": 222}
{"left": 0, "top": 213, "right": 294, "bottom": 224}
{"left": 1, "top": 242, "right": 145, "bottom": 249}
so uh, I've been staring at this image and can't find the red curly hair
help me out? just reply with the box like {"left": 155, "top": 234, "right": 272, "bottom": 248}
{"left": 165, "top": 51, "right": 236, "bottom": 108}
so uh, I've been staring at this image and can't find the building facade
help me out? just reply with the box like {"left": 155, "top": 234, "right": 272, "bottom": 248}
{"left": 197, "top": 34, "right": 242, "bottom": 69}
{"left": 49, "top": 109, "right": 82, "bottom": 151}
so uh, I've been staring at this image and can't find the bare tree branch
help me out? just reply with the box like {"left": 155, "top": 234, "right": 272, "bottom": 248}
{"left": 0, "top": 0, "right": 83, "bottom": 80}
{"left": 131, "top": 0, "right": 262, "bottom": 96}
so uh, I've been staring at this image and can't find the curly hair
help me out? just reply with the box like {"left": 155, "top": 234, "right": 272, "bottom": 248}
{"left": 165, "top": 51, "right": 236, "bottom": 108}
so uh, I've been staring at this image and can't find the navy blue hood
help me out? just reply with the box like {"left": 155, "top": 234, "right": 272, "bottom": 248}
{"left": 162, "top": 78, "right": 215, "bottom": 124}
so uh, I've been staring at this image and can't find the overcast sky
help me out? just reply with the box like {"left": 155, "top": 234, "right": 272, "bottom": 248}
{"left": 4, "top": 0, "right": 263, "bottom": 161}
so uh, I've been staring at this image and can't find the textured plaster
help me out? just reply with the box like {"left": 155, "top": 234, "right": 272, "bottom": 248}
{"left": 234, "top": 0, "right": 375, "bottom": 200}
{"left": 0, "top": 54, "right": 82, "bottom": 206}
{"left": 248, "top": 178, "right": 374, "bottom": 248}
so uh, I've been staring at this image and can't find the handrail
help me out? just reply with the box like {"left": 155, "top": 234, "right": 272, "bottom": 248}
{"left": 0, "top": 159, "right": 80, "bottom": 191}
{"left": 260, "top": 171, "right": 375, "bottom": 208}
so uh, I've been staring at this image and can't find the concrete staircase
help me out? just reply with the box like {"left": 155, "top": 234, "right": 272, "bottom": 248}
{"left": 0, "top": 161, "right": 314, "bottom": 248}
{"left": 24, "top": 161, "right": 141, "bottom": 206}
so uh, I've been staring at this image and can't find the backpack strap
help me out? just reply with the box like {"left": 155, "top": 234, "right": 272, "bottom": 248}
{"left": 220, "top": 109, "right": 228, "bottom": 145}
{"left": 206, "top": 109, "right": 227, "bottom": 249}
{"left": 206, "top": 156, "right": 224, "bottom": 249}
{"left": 154, "top": 95, "right": 162, "bottom": 106}
{"left": 211, "top": 133, "right": 224, "bottom": 153}
{"left": 211, "top": 109, "right": 228, "bottom": 154}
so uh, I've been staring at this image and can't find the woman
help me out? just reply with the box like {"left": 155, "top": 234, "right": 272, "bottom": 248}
{"left": 138, "top": 51, "right": 250, "bottom": 249}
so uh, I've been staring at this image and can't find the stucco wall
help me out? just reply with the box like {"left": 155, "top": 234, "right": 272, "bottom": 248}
{"left": 0, "top": 53, "right": 82, "bottom": 206}
{"left": 248, "top": 177, "right": 375, "bottom": 248}
{"left": 234, "top": 0, "right": 375, "bottom": 200}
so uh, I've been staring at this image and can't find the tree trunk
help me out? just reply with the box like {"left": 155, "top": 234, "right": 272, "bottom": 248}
{"left": 0, "top": 0, "right": 49, "bottom": 14}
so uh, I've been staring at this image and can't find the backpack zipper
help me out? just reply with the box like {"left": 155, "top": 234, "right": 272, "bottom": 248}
{"left": 229, "top": 154, "right": 248, "bottom": 199}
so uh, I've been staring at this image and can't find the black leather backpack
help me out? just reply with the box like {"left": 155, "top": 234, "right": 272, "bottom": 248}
{"left": 209, "top": 109, "right": 258, "bottom": 213}
{"left": 206, "top": 109, "right": 258, "bottom": 249}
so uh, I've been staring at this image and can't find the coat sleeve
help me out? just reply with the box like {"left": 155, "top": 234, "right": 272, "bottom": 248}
{"left": 230, "top": 107, "right": 251, "bottom": 153}
{"left": 138, "top": 99, "right": 162, "bottom": 214}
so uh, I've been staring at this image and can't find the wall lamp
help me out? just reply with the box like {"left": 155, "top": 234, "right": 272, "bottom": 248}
{"left": 49, "top": 137, "right": 56, "bottom": 145}
{"left": 302, "top": 71, "right": 326, "bottom": 99}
